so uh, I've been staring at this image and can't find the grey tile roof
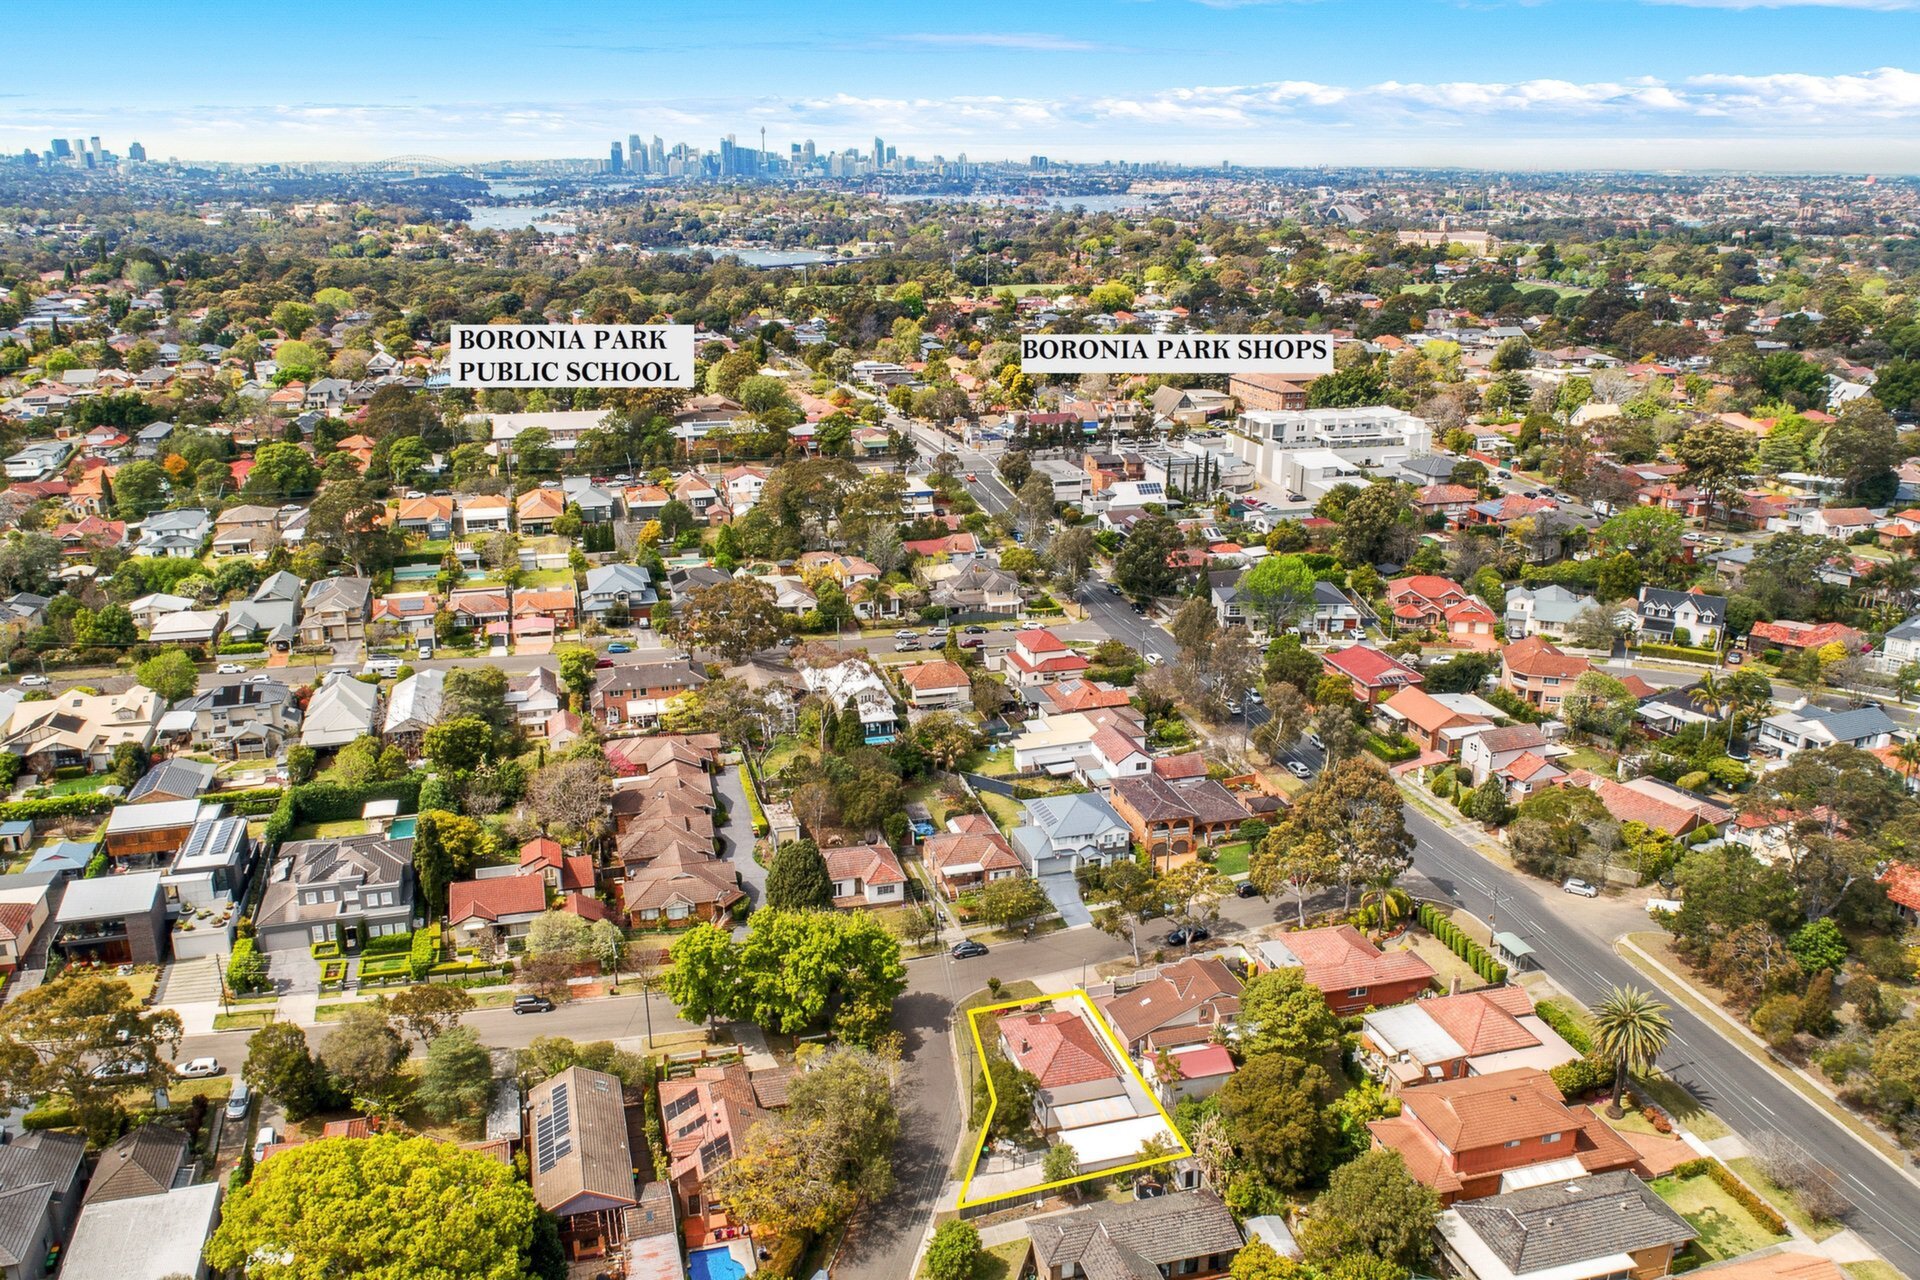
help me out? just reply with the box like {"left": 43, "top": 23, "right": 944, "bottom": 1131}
{"left": 1800, "top": 704, "right": 1898, "bottom": 742}
{"left": 82, "top": 1125, "right": 188, "bottom": 1205}
{"left": 1022, "top": 791, "right": 1128, "bottom": 842}
{"left": 1028, "top": 1190, "right": 1242, "bottom": 1280}
{"left": 0, "top": 1130, "right": 86, "bottom": 1267}
{"left": 1450, "top": 1172, "right": 1694, "bottom": 1274}
{"left": 127, "top": 757, "right": 216, "bottom": 803}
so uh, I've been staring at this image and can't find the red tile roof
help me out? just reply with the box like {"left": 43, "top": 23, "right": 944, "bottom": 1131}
{"left": 1268, "top": 925, "right": 1435, "bottom": 997}
{"left": 448, "top": 872, "right": 547, "bottom": 925}
{"left": 998, "top": 1010, "right": 1118, "bottom": 1088}
{"left": 899, "top": 660, "right": 971, "bottom": 692}
{"left": 821, "top": 842, "right": 907, "bottom": 888}
{"left": 1323, "top": 644, "right": 1423, "bottom": 690}
{"left": 1502, "top": 635, "right": 1591, "bottom": 680}
{"left": 1879, "top": 862, "right": 1920, "bottom": 913}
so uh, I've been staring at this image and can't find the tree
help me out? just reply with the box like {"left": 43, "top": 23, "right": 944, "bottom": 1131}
{"left": 783, "top": 1047, "right": 899, "bottom": 1204}
{"left": 678, "top": 578, "right": 785, "bottom": 662}
{"left": 766, "top": 838, "right": 834, "bottom": 911}
{"left": 1337, "top": 481, "right": 1417, "bottom": 567}
{"left": 1041, "top": 1142, "right": 1079, "bottom": 1186}
{"left": 1159, "top": 860, "right": 1231, "bottom": 941}
{"left": 424, "top": 716, "right": 495, "bottom": 774}
{"left": 1821, "top": 397, "right": 1904, "bottom": 504}
{"left": 444, "top": 667, "right": 514, "bottom": 737}
{"left": 555, "top": 646, "right": 598, "bottom": 709}
{"left": 1111, "top": 513, "right": 1185, "bottom": 600}
{"left": 1239, "top": 554, "right": 1318, "bottom": 634}
{"left": 526, "top": 910, "right": 592, "bottom": 959}
{"left": 527, "top": 755, "right": 611, "bottom": 847}
{"left": 1094, "top": 861, "right": 1164, "bottom": 964}
{"left": 204, "top": 1134, "right": 541, "bottom": 1280}
{"left": 322, "top": 1004, "right": 407, "bottom": 1103}
{"left": 1251, "top": 828, "right": 1340, "bottom": 926}
{"left": 1049, "top": 525, "right": 1096, "bottom": 593}
{"left": 1594, "top": 986, "right": 1673, "bottom": 1116}
{"left": 1284, "top": 757, "right": 1414, "bottom": 911}
{"left": 245, "top": 441, "right": 320, "bottom": 499}
{"left": 662, "top": 922, "right": 741, "bottom": 1029}
{"left": 1306, "top": 362, "right": 1387, "bottom": 408}
{"left": 111, "top": 460, "right": 168, "bottom": 519}
{"left": 133, "top": 649, "right": 199, "bottom": 703}
{"left": 976, "top": 876, "right": 1054, "bottom": 931}
{"left": 1171, "top": 596, "right": 1220, "bottom": 663}
{"left": 1674, "top": 419, "right": 1753, "bottom": 528}
{"left": 385, "top": 983, "right": 475, "bottom": 1046}
{"left": 1596, "top": 506, "right": 1685, "bottom": 561}
{"left": 1017, "top": 471, "right": 1055, "bottom": 545}
{"left": 419, "top": 1026, "right": 494, "bottom": 1122}
{"left": 1298, "top": 1149, "right": 1440, "bottom": 1272}
{"left": 243, "top": 1021, "right": 332, "bottom": 1122}
{"left": 924, "top": 1221, "right": 983, "bottom": 1280}
{"left": 1237, "top": 967, "right": 1342, "bottom": 1061}
{"left": 1216, "top": 1051, "right": 1339, "bottom": 1191}
{"left": 0, "top": 974, "right": 183, "bottom": 1143}
{"left": 411, "top": 810, "right": 491, "bottom": 917}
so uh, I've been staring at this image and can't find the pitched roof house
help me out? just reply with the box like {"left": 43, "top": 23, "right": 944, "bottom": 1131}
{"left": 1438, "top": 1172, "right": 1695, "bottom": 1280}
{"left": 1499, "top": 636, "right": 1590, "bottom": 712}
{"left": 1024, "top": 1190, "right": 1243, "bottom": 1280}
{"left": 1322, "top": 644, "right": 1424, "bottom": 706}
{"left": 822, "top": 842, "right": 908, "bottom": 908}
{"left": 1098, "top": 955, "right": 1243, "bottom": 1055}
{"left": 526, "top": 1066, "right": 637, "bottom": 1255}
{"left": 1254, "top": 925, "right": 1436, "bottom": 1015}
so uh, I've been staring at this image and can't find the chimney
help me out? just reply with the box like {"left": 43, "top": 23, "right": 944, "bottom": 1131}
{"left": 1449, "top": 976, "right": 1461, "bottom": 995}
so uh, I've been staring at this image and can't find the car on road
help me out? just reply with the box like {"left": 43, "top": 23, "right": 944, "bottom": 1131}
{"left": 88, "top": 1058, "right": 143, "bottom": 1081}
{"left": 963, "top": 625, "right": 988, "bottom": 635}
{"left": 1225, "top": 700, "right": 1243, "bottom": 716}
{"left": 1306, "top": 733, "right": 1324, "bottom": 751}
{"left": 512, "top": 994, "right": 555, "bottom": 1014}
{"left": 960, "top": 637, "right": 985, "bottom": 649}
{"left": 1246, "top": 689, "right": 1263, "bottom": 704}
{"left": 1286, "top": 760, "right": 1313, "bottom": 780}
{"left": 216, "top": 663, "right": 246, "bottom": 675}
{"left": 17, "top": 674, "right": 48, "bottom": 687}
{"left": 1235, "top": 881, "right": 1261, "bottom": 899}
{"left": 1145, "top": 653, "right": 1165, "bottom": 666}
{"left": 1562, "top": 877, "right": 1600, "bottom": 898}
{"left": 248, "top": 673, "right": 273, "bottom": 683}
{"left": 1496, "top": 468, "right": 1512, "bottom": 480}
{"left": 1105, "top": 583, "right": 1120, "bottom": 595}
{"left": 607, "top": 642, "right": 631, "bottom": 653}
{"left": 595, "top": 658, "right": 614, "bottom": 669}
{"left": 175, "top": 1057, "right": 222, "bottom": 1079}
{"left": 896, "top": 639, "right": 921, "bottom": 651}
{"left": 1522, "top": 490, "right": 1540, "bottom": 499}
{"left": 950, "top": 939, "right": 989, "bottom": 960}
{"left": 1166, "top": 925, "right": 1212, "bottom": 947}
{"left": 928, "top": 627, "right": 950, "bottom": 641}
{"left": 1129, "top": 601, "right": 1148, "bottom": 614}
{"left": 894, "top": 628, "right": 918, "bottom": 640}
{"left": 965, "top": 473, "right": 978, "bottom": 483}
{"left": 1019, "top": 620, "right": 1045, "bottom": 630}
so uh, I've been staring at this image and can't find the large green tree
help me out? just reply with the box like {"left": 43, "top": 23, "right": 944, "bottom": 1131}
{"left": 0, "top": 974, "right": 183, "bottom": 1142}
{"left": 1236, "top": 967, "right": 1342, "bottom": 1061}
{"left": 419, "top": 1026, "right": 495, "bottom": 1122}
{"left": 766, "top": 838, "right": 834, "bottom": 911}
{"left": 243, "top": 1021, "right": 334, "bottom": 1122}
{"left": 677, "top": 579, "right": 786, "bottom": 662}
{"left": 134, "top": 649, "right": 199, "bottom": 702}
{"left": 1298, "top": 1149, "right": 1441, "bottom": 1271}
{"left": 1215, "top": 1051, "right": 1339, "bottom": 1191}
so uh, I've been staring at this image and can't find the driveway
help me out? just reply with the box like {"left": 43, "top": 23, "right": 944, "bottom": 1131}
{"left": 713, "top": 761, "right": 765, "bottom": 937}
{"left": 1037, "top": 871, "right": 1093, "bottom": 928}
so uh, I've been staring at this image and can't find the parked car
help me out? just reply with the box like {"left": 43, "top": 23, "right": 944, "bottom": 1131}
{"left": 1145, "top": 653, "right": 1165, "bottom": 666}
{"left": 225, "top": 1080, "right": 252, "bottom": 1120}
{"left": 1166, "top": 925, "right": 1212, "bottom": 947}
{"left": 1020, "top": 620, "right": 1045, "bottom": 630}
{"left": 607, "top": 642, "right": 631, "bottom": 653}
{"left": 175, "top": 1057, "right": 222, "bottom": 1079}
{"left": 595, "top": 658, "right": 614, "bottom": 669}
{"left": 87, "top": 1057, "right": 143, "bottom": 1080}
{"left": 512, "top": 994, "right": 555, "bottom": 1015}
{"left": 252, "top": 1126, "right": 275, "bottom": 1162}
{"left": 1306, "top": 733, "right": 1324, "bottom": 751}
{"left": 1235, "top": 881, "right": 1261, "bottom": 899}
{"left": 960, "top": 637, "right": 985, "bottom": 649}
{"left": 17, "top": 674, "right": 48, "bottom": 687}
{"left": 950, "top": 939, "right": 989, "bottom": 960}
{"left": 896, "top": 639, "right": 921, "bottom": 651}
{"left": 1246, "top": 689, "right": 1263, "bottom": 704}
{"left": 963, "top": 625, "right": 989, "bottom": 635}
{"left": 216, "top": 663, "right": 246, "bottom": 675}
{"left": 1562, "top": 877, "right": 1600, "bottom": 898}
{"left": 1286, "top": 760, "right": 1313, "bottom": 780}
{"left": 248, "top": 674, "right": 274, "bottom": 683}
{"left": 928, "top": 627, "right": 951, "bottom": 640}
{"left": 894, "top": 628, "right": 918, "bottom": 640}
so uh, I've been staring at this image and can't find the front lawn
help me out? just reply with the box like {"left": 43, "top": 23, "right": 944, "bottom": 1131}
{"left": 1650, "top": 1173, "right": 1790, "bottom": 1260}
{"left": 1727, "top": 1156, "right": 1843, "bottom": 1242}
{"left": 1210, "top": 842, "right": 1251, "bottom": 877}
{"left": 974, "top": 748, "right": 1015, "bottom": 777}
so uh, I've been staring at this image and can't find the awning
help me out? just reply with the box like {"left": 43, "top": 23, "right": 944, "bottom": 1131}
{"left": 1494, "top": 931, "right": 1535, "bottom": 958}
{"left": 1044, "top": 761, "right": 1076, "bottom": 777}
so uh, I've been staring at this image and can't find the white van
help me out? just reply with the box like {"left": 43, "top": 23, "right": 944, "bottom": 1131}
{"left": 252, "top": 1125, "right": 275, "bottom": 1161}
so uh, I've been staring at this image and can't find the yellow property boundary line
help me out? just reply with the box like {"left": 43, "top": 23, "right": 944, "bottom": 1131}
{"left": 958, "top": 988, "right": 1193, "bottom": 1209}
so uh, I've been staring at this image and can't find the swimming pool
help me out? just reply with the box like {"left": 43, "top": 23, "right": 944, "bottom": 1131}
{"left": 687, "top": 1245, "right": 748, "bottom": 1280}
{"left": 386, "top": 816, "right": 417, "bottom": 840}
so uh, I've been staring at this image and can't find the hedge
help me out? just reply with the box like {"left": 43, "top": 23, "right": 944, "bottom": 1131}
{"left": 1417, "top": 902, "right": 1508, "bottom": 984}
{"left": 1669, "top": 1158, "right": 1788, "bottom": 1235}
{"left": 1550, "top": 1053, "right": 1612, "bottom": 1096}
{"left": 215, "top": 786, "right": 285, "bottom": 816}
{"left": 360, "top": 930, "right": 415, "bottom": 957}
{"left": 1365, "top": 732, "right": 1420, "bottom": 764}
{"left": 309, "top": 940, "right": 342, "bottom": 960}
{"left": 1534, "top": 999, "right": 1594, "bottom": 1055}
{"left": 410, "top": 924, "right": 442, "bottom": 979}
{"left": 0, "top": 794, "right": 117, "bottom": 821}
{"left": 738, "top": 765, "right": 769, "bottom": 837}
{"left": 227, "top": 938, "right": 268, "bottom": 995}
{"left": 22, "top": 1101, "right": 75, "bottom": 1130}
{"left": 217, "top": 641, "right": 266, "bottom": 655}
{"left": 1636, "top": 643, "right": 1723, "bottom": 665}
{"left": 640, "top": 1057, "right": 671, "bottom": 1181}
{"left": 292, "top": 777, "right": 423, "bottom": 825}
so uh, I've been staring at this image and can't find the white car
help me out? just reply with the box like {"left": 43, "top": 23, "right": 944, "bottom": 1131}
{"left": 248, "top": 674, "right": 274, "bottom": 684}
{"left": 1562, "top": 877, "right": 1601, "bottom": 898}
{"left": 1020, "top": 620, "right": 1046, "bottom": 630}
{"left": 927, "top": 626, "right": 951, "bottom": 640}
{"left": 894, "top": 628, "right": 918, "bottom": 640}
{"left": 175, "top": 1057, "right": 222, "bottom": 1079}
{"left": 1144, "top": 653, "right": 1165, "bottom": 666}
{"left": 252, "top": 1126, "right": 275, "bottom": 1162}
{"left": 17, "top": 674, "right": 48, "bottom": 687}
{"left": 1287, "top": 760, "right": 1313, "bottom": 780}
{"left": 216, "top": 663, "right": 246, "bottom": 675}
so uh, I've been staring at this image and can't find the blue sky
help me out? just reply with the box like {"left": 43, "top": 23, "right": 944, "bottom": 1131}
{"left": 9, "top": 0, "right": 1920, "bottom": 170}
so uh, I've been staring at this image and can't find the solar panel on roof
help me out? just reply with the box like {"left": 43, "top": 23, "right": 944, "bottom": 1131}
{"left": 662, "top": 1091, "right": 699, "bottom": 1124}
{"left": 697, "top": 1133, "right": 731, "bottom": 1172}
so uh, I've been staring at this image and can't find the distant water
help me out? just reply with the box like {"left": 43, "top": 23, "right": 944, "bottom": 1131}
{"left": 649, "top": 246, "right": 838, "bottom": 268}
{"left": 466, "top": 204, "right": 578, "bottom": 233}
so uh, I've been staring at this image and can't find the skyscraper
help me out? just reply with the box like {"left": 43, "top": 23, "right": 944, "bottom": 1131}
{"left": 628, "top": 133, "right": 643, "bottom": 173}
{"left": 803, "top": 138, "right": 815, "bottom": 166}
{"left": 873, "top": 136, "right": 885, "bottom": 168}
{"left": 127, "top": 141, "right": 146, "bottom": 162}
{"left": 609, "top": 141, "right": 624, "bottom": 173}
{"left": 651, "top": 136, "right": 665, "bottom": 170}
{"left": 50, "top": 138, "right": 70, "bottom": 159}
{"left": 88, "top": 137, "right": 101, "bottom": 162}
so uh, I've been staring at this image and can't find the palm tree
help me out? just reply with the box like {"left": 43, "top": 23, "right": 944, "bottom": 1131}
{"left": 1895, "top": 740, "right": 1920, "bottom": 791}
{"left": 1359, "top": 882, "right": 1414, "bottom": 938}
{"left": 1594, "top": 986, "right": 1674, "bottom": 1117}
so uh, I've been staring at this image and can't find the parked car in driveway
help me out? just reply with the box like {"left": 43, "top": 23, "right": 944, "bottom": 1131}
{"left": 225, "top": 1080, "right": 252, "bottom": 1120}
{"left": 1562, "top": 877, "right": 1600, "bottom": 898}
{"left": 252, "top": 1126, "right": 275, "bottom": 1161}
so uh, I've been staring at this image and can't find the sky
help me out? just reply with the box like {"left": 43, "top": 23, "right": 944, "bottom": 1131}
{"left": 9, "top": 0, "right": 1920, "bottom": 171}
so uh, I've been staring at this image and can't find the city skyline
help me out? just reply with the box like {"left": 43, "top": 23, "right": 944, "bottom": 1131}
{"left": 8, "top": 0, "right": 1920, "bottom": 171}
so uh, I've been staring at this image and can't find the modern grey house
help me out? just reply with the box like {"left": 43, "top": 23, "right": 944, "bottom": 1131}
{"left": 256, "top": 834, "right": 414, "bottom": 952}
{"left": 1503, "top": 583, "right": 1599, "bottom": 642}
{"left": 581, "top": 564, "right": 658, "bottom": 621}
{"left": 1009, "top": 791, "right": 1133, "bottom": 875}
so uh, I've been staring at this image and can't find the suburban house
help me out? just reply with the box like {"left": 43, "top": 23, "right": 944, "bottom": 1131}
{"left": 256, "top": 834, "right": 414, "bottom": 952}
{"left": 371, "top": 591, "right": 439, "bottom": 638}
{"left": 799, "top": 660, "right": 899, "bottom": 744}
{"left": 1109, "top": 775, "right": 1250, "bottom": 866}
{"left": 507, "top": 667, "right": 569, "bottom": 735}
{"left": 394, "top": 494, "right": 455, "bottom": 538}
{"left": 1321, "top": 644, "right": 1424, "bottom": 706}
{"left": 0, "top": 1130, "right": 88, "bottom": 1280}
{"left": 562, "top": 476, "right": 621, "bottom": 522}
{"left": 82, "top": 1125, "right": 190, "bottom": 1207}
{"left": 222, "top": 570, "right": 303, "bottom": 650}
{"left": 592, "top": 661, "right": 708, "bottom": 731}
{"left": 447, "top": 872, "right": 548, "bottom": 955}
{"left": 148, "top": 608, "right": 226, "bottom": 648}
{"left": 5, "top": 440, "right": 73, "bottom": 480}
{"left": 1585, "top": 777, "right": 1733, "bottom": 839}
{"left": 1011, "top": 791, "right": 1134, "bottom": 875}
{"left": 0, "top": 878, "right": 53, "bottom": 974}
{"left": 1360, "top": 986, "right": 1581, "bottom": 1089}
{"left": 515, "top": 485, "right": 569, "bottom": 535}
{"left": 126, "top": 758, "right": 216, "bottom": 805}
{"left": 300, "top": 672, "right": 381, "bottom": 749}
{"left": 1097, "top": 955, "right": 1244, "bottom": 1056}
{"left": 457, "top": 493, "right": 511, "bottom": 534}
{"left": 1498, "top": 636, "right": 1591, "bottom": 712}
{"left": 211, "top": 503, "right": 285, "bottom": 556}
{"left": 620, "top": 845, "right": 743, "bottom": 928}
{"left": 581, "top": 564, "right": 658, "bottom": 621}
{"left": 128, "top": 593, "right": 196, "bottom": 631}
{"left": 1747, "top": 619, "right": 1866, "bottom": 657}
{"left": 1622, "top": 586, "right": 1727, "bottom": 650}
{"left": 1023, "top": 1191, "right": 1243, "bottom": 1280}
{"left": 1758, "top": 700, "right": 1898, "bottom": 762}
{"left": 897, "top": 659, "right": 972, "bottom": 709}
{"left": 1, "top": 685, "right": 162, "bottom": 774}
{"left": 176, "top": 679, "right": 301, "bottom": 760}
{"left": 999, "top": 629, "right": 1091, "bottom": 688}
{"left": 131, "top": 508, "right": 212, "bottom": 558}
{"left": 1379, "top": 686, "right": 1492, "bottom": 755}
{"left": 526, "top": 1067, "right": 638, "bottom": 1260}
{"left": 50, "top": 872, "right": 170, "bottom": 966}
{"left": 1307, "top": 580, "right": 1366, "bottom": 637}
{"left": 822, "top": 842, "right": 908, "bottom": 907}
{"left": 922, "top": 820, "right": 1026, "bottom": 899}
{"left": 382, "top": 669, "right": 446, "bottom": 758}
{"left": 658, "top": 1062, "right": 783, "bottom": 1248}
{"left": 1437, "top": 1173, "right": 1695, "bottom": 1280}
{"left": 997, "top": 1007, "right": 1127, "bottom": 1136}
{"left": 299, "top": 576, "right": 372, "bottom": 646}
{"left": 1461, "top": 725, "right": 1565, "bottom": 788}
{"left": 101, "top": 798, "right": 216, "bottom": 869}
{"left": 1254, "top": 925, "right": 1436, "bottom": 1015}
{"left": 929, "top": 561, "right": 1024, "bottom": 615}
{"left": 1386, "top": 575, "right": 1471, "bottom": 630}
{"left": 1367, "top": 1067, "right": 1641, "bottom": 1203}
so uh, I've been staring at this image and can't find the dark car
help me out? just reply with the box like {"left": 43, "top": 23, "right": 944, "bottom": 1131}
{"left": 963, "top": 625, "right": 988, "bottom": 635}
{"left": 950, "top": 939, "right": 989, "bottom": 960}
{"left": 1235, "top": 881, "right": 1260, "bottom": 899}
{"left": 512, "top": 994, "right": 555, "bottom": 1015}
{"left": 1129, "top": 601, "right": 1148, "bottom": 614}
{"left": 960, "top": 636, "right": 986, "bottom": 649}
{"left": 1165, "top": 925, "right": 1212, "bottom": 946}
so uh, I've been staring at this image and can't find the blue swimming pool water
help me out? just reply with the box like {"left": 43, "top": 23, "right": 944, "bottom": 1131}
{"left": 687, "top": 1245, "right": 747, "bottom": 1280}
{"left": 386, "top": 816, "right": 417, "bottom": 840}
